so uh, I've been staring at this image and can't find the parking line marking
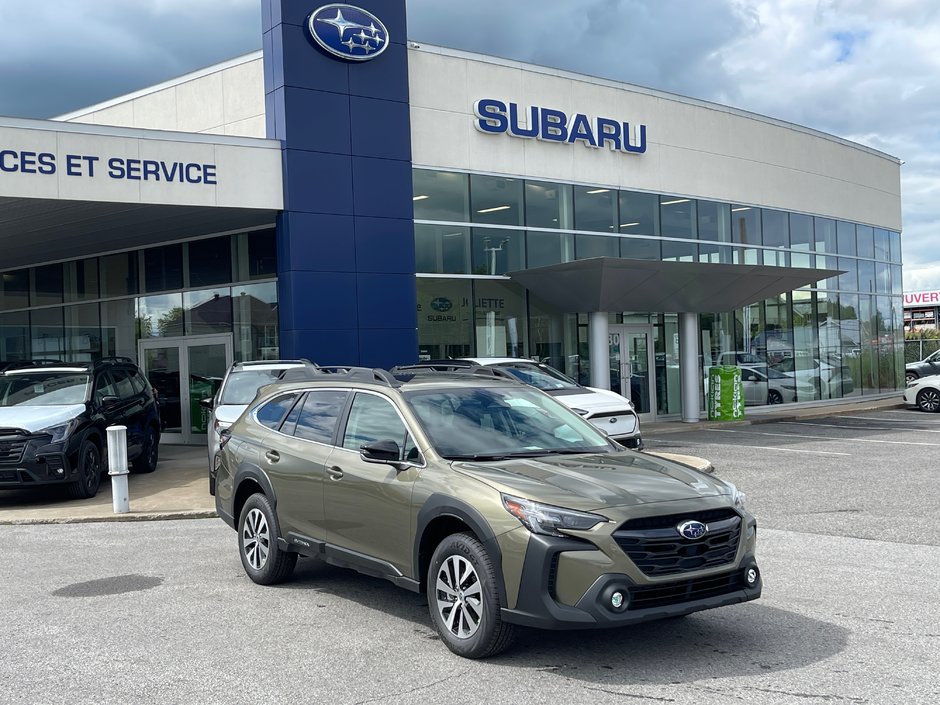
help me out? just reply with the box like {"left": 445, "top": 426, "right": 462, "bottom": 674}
{"left": 709, "top": 428, "right": 940, "bottom": 446}
{"left": 781, "top": 421, "right": 940, "bottom": 434}
{"left": 838, "top": 415, "right": 932, "bottom": 423}
{"left": 698, "top": 442, "right": 851, "bottom": 456}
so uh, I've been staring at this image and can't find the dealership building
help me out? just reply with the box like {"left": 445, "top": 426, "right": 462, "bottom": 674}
{"left": 0, "top": 0, "right": 904, "bottom": 442}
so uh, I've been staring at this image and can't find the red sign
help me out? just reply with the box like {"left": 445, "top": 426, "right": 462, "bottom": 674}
{"left": 903, "top": 291, "right": 940, "bottom": 306}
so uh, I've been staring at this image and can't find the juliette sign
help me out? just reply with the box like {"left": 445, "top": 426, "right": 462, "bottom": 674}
{"left": 903, "top": 291, "right": 940, "bottom": 306}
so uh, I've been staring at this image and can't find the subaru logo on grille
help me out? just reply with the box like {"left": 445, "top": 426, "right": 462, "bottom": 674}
{"left": 677, "top": 520, "right": 707, "bottom": 540}
{"left": 609, "top": 417, "right": 618, "bottom": 424}
{"left": 307, "top": 4, "right": 389, "bottom": 62}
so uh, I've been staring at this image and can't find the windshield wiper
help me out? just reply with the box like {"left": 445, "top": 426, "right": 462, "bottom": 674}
{"left": 445, "top": 451, "right": 548, "bottom": 461}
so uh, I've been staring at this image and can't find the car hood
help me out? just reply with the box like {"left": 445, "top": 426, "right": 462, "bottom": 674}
{"left": 215, "top": 404, "right": 249, "bottom": 426}
{"left": 452, "top": 451, "right": 727, "bottom": 512}
{"left": 548, "top": 387, "right": 632, "bottom": 413}
{"left": 0, "top": 404, "right": 85, "bottom": 433}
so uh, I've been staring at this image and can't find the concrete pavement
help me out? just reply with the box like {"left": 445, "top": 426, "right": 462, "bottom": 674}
{"left": 0, "top": 394, "right": 905, "bottom": 524}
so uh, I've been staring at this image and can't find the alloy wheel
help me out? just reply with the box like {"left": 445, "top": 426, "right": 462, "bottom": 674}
{"left": 82, "top": 445, "right": 100, "bottom": 493}
{"left": 918, "top": 388, "right": 940, "bottom": 412}
{"left": 435, "top": 555, "right": 484, "bottom": 639}
{"left": 906, "top": 372, "right": 918, "bottom": 385}
{"left": 242, "top": 508, "right": 270, "bottom": 570}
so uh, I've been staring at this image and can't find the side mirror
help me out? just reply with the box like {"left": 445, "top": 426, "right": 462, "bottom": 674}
{"left": 101, "top": 395, "right": 121, "bottom": 408}
{"left": 199, "top": 397, "right": 215, "bottom": 411}
{"left": 360, "top": 439, "right": 403, "bottom": 466}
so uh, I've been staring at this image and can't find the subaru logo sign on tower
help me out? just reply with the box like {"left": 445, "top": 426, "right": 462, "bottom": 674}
{"left": 308, "top": 4, "right": 389, "bottom": 61}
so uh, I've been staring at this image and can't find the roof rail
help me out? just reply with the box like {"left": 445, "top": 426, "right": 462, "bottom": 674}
{"left": 97, "top": 356, "right": 135, "bottom": 365}
{"left": 390, "top": 364, "right": 520, "bottom": 382}
{"left": 237, "top": 358, "right": 316, "bottom": 368}
{"left": 313, "top": 366, "right": 399, "bottom": 386}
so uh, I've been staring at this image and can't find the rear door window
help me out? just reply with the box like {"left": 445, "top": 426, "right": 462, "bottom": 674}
{"left": 256, "top": 393, "right": 301, "bottom": 430}
{"left": 293, "top": 390, "right": 350, "bottom": 444}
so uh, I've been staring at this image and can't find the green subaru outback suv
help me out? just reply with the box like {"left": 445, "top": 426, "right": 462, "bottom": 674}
{"left": 214, "top": 367, "right": 760, "bottom": 658}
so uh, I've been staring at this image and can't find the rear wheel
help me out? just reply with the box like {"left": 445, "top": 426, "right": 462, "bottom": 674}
{"left": 131, "top": 426, "right": 159, "bottom": 473}
{"left": 427, "top": 532, "right": 515, "bottom": 659}
{"left": 906, "top": 371, "right": 918, "bottom": 385}
{"left": 916, "top": 387, "right": 940, "bottom": 412}
{"left": 237, "top": 493, "right": 297, "bottom": 585}
{"left": 68, "top": 440, "right": 102, "bottom": 500}
{"left": 767, "top": 389, "right": 784, "bottom": 405}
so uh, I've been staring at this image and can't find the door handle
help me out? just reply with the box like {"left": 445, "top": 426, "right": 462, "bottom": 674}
{"left": 265, "top": 450, "right": 280, "bottom": 463}
{"left": 326, "top": 465, "right": 344, "bottom": 480}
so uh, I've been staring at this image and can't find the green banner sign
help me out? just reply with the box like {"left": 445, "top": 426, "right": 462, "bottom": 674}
{"left": 707, "top": 366, "right": 744, "bottom": 421}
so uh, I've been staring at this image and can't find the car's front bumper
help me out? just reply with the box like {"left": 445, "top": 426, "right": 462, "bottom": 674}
{"left": 0, "top": 436, "right": 74, "bottom": 487}
{"left": 903, "top": 386, "right": 918, "bottom": 404}
{"left": 500, "top": 521, "right": 760, "bottom": 630}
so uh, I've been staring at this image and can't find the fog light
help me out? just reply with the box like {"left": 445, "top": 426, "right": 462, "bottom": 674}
{"left": 611, "top": 591, "right": 624, "bottom": 609}
{"left": 744, "top": 567, "right": 759, "bottom": 586}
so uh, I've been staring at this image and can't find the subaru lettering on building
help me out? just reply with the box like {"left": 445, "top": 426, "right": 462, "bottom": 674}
{"left": 474, "top": 99, "right": 647, "bottom": 153}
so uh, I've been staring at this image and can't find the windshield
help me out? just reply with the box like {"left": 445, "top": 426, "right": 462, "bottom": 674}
{"left": 495, "top": 363, "right": 579, "bottom": 391}
{"left": 404, "top": 386, "right": 612, "bottom": 460}
{"left": 220, "top": 369, "right": 295, "bottom": 405}
{"left": 0, "top": 372, "right": 91, "bottom": 407}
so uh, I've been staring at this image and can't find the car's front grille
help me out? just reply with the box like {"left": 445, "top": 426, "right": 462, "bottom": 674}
{"left": 628, "top": 571, "right": 742, "bottom": 610}
{"left": 613, "top": 508, "right": 742, "bottom": 577}
{"left": 0, "top": 439, "right": 28, "bottom": 465}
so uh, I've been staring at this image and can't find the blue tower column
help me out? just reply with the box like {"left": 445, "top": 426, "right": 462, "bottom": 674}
{"left": 261, "top": 0, "right": 417, "bottom": 367}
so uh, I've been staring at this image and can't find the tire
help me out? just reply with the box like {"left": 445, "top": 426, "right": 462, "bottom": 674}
{"left": 906, "top": 372, "right": 919, "bottom": 385}
{"left": 916, "top": 387, "right": 940, "bottom": 413}
{"left": 237, "top": 493, "right": 297, "bottom": 585}
{"left": 767, "top": 389, "right": 784, "bottom": 405}
{"left": 427, "top": 532, "right": 515, "bottom": 659}
{"left": 67, "top": 440, "right": 103, "bottom": 500}
{"left": 131, "top": 426, "right": 159, "bottom": 474}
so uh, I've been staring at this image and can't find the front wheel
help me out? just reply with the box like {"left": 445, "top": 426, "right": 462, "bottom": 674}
{"left": 906, "top": 372, "right": 918, "bottom": 385}
{"left": 68, "top": 440, "right": 102, "bottom": 500}
{"left": 767, "top": 389, "right": 784, "bottom": 405}
{"left": 427, "top": 532, "right": 515, "bottom": 659}
{"left": 916, "top": 387, "right": 940, "bottom": 413}
{"left": 237, "top": 493, "right": 297, "bottom": 585}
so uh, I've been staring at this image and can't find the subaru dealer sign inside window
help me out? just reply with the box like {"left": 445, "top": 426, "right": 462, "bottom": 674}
{"left": 307, "top": 4, "right": 389, "bottom": 61}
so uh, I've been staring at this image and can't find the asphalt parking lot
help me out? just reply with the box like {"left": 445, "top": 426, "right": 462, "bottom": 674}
{"left": 643, "top": 406, "right": 940, "bottom": 546}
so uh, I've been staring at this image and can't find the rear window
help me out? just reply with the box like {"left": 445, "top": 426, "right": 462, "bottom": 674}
{"left": 220, "top": 369, "right": 294, "bottom": 405}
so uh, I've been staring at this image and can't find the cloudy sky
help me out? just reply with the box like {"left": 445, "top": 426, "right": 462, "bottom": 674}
{"left": 1, "top": 0, "right": 937, "bottom": 291}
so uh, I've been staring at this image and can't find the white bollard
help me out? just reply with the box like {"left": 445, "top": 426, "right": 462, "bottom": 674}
{"left": 106, "top": 425, "right": 130, "bottom": 514}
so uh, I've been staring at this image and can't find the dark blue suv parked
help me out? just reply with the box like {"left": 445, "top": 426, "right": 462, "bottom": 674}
{"left": 0, "top": 358, "right": 161, "bottom": 499}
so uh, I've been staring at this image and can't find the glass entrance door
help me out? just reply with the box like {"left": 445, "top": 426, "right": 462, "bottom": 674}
{"left": 609, "top": 325, "right": 655, "bottom": 422}
{"left": 139, "top": 334, "right": 233, "bottom": 445}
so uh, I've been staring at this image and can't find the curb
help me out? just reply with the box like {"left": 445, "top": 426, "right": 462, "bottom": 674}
{"left": 0, "top": 509, "right": 217, "bottom": 526}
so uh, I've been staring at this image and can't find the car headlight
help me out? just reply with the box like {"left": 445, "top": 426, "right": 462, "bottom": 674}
{"left": 906, "top": 379, "right": 919, "bottom": 388}
{"left": 501, "top": 494, "right": 606, "bottom": 537}
{"left": 38, "top": 420, "right": 80, "bottom": 444}
{"left": 724, "top": 481, "right": 747, "bottom": 511}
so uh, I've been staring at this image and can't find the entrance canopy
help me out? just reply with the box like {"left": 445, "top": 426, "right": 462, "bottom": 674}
{"left": 509, "top": 257, "right": 843, "bottom": 313}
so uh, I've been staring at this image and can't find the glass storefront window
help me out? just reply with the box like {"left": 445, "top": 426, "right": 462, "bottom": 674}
{"left": 619, "top": 191, "right": 659, "bottom": 236}
{"left": 184, "top": 288, "right": 233, "bottom": 335}
{"left": 660, "top": 197, "right": 696, "bottom": 239}
{"left": 836, "top": 221, "right": 856, "bottom": 256}
{"left": 473, "top": 280, "right": 527, "bottom": 357}
{"left": 138, "top": 293, "right": 184, "bottom": 338}
{"left": 699, "top": 242, "right": 733, "bottom": 264}
{"left": 527, "top": 230, "right": 573, "bottom": 268}
{"left": 814, "top": 217, "right": 836, "bottom": 254}
{"left": 662, "top": 239, "right": 697, "bottom": 261}
{"left": 65, "top": 258, "right": 99, "bottom": 302}
{"left": 874, "top": 229, "right": 891, "bottom": 261}
{"left": 31, "top": 264, "right": 64, "bottom": 307}
{"left": 64, "top": 303, "right": 101, "bottom": 362}
{"left": 471, "top": 228, "right": 524, "bottom": 275}
{"left": 790, "top": 213, "right": 814, "bottom": 251}
{"left": 525, "top": 181, "right": 572, "bottom": 229}
{"left": 816, "top": 292, "right": 841, "bottom": 400}
{"left": 858, "top": 295, "right": 878, "bottom": 394}
{"left": 574, "top": 186, "right": 617, "bottom": 232}
{"left": 99, "top": 252, "right": 139, "bottom": 297}
{"left": 0, "top": 311, "right": 29, "bottom": 361}
{"left": 790, "top": 291, "right": 819, "bottom": 401}
{"left": 888, "top": 231, "right": 902, "bottom": 264}
{"left": 144, "top": 244, "right": 184, "bottom": 293}
{"left": 891, "top": 265, "right": 902, "bottom": 295}
{"left": 856, "top": 225, "right": 875, "bottom": 259}
{"left": 233, "top": 282, "right": 279, "bottom": 361}
{"left": 837, "top": 257, "right": 858, "bottom": 292}
{"left": 698, "top": 201, "right": 731, "bottom": 242}
{"left": 621, "top": 237, "right": 660, "bottom": 260}
{"left": 762, "top": 209, "right": 789, "bottom": 248}
{"left": 857, "top": 259, "right": 875, "bottom": 294}
{"left": 731, "top": 206, "right": 761, "bottom": 245}
{"left": 0, "top": 269, "right": 29, "bottom": 311}
{"left": 732, "top": 248, "right": 760, "bottom": 265}
{"left": 30, "top": 306, "right": 65, "bottom": 360}
{"left": 413, "top": 169, "right": 470, "bottom": 222}
{"left": 415, "top": 225, "right": 471, "bottom": 274}
{"left": 817, "top": 255, "right": 840, "bottom": 290}
{"left": 416, "top": 278, "right": 472, "bottom": 359}
{"left": 235, "top": 229, "right": 277, "bottom": 281}
{"left": 877, "top": 296, "right": 896, "bottom": 392}
{"left": 189, "top": 236, "right": 232, "bottom": 287}
{"left": 101, "top": 299, "right": 136, "bottom": 360}
{"left": 470, "top": 175, "right": 523, "bottom": 226}
{"left": 575, "top": 234, "right": 618, "bottom": 259}
{"left": 875, "top": 262, "right": 891, "bottom": 294}
{"left": 529, "top": 292, "right": 578, "bottom": 378}
{"left": 763, "top": 249, "right": 789, "bottom": 267}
